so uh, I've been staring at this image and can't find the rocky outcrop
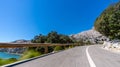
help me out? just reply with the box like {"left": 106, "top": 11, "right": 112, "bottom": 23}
{"left": 0, "top": 39, "right": 31, "bottom": 54}
{"left": 70, "top": 28, "right": 109, "bottom": 44}
{"left": 103, "top": 40, "right": 120, "bottom": 51}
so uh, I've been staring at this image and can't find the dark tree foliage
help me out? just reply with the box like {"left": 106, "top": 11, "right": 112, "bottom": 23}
{"left": 94, "top": 2, "right": 120, "bottom": 39}
{"left": 46, "top": 31, "right": 59, "bottom": 43}
{"left": 31, "top": 34, "right": 47, "bottom": 43}
{"left": 31, "top": 31, "right": 73, "bottom": 43}
{"left": 30, "top": 31, "right": 73, "bottom": 53}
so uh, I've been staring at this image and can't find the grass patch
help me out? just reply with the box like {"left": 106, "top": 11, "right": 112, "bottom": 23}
{"left": 0, "top": 58, "right": 17, "bottom": 66}
{"left": 19, "top": 49, "right": 42, "bottom": 60}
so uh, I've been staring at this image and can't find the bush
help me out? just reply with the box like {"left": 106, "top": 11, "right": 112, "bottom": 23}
{"left": 54, "top": 46, "right": 64, "bottom": 51}
{"left": 19, "top": 49, "right": 42, "bottom": 60}
{"left": 48, "top": 46, "right": 54, "bottom": 53}
{"left": 68, "top": 45, "right": 74, "bottom": 48}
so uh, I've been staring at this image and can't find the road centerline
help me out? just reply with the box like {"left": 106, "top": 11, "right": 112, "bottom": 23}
{"left": 86, "top": 46, "right": 96, "bottom": 67}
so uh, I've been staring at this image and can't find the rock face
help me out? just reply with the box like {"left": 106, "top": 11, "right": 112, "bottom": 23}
{"left": 70, "top": 28, "right": 109, "bottom": 44}
{"left": 0, "top": 39, "right": 31, "bottom": 54}
{"left": 103, "top": 40, "right": 120, "bottom": 52}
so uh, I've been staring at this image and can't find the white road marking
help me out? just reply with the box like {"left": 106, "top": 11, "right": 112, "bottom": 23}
{"left": 86, "top": 46, "right": 96, "bottom": 67}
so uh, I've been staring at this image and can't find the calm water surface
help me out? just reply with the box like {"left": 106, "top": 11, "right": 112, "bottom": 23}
{"left": 0, "top": 52, "right": 20, "bottom": 59}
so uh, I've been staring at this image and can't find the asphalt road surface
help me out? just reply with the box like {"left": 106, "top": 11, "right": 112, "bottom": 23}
{"left": 11, "top": 45, "right": 120, "bottom": 67}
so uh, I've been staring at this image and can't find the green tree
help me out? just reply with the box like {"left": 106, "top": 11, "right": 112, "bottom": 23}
{"left": 46, "top": 31, "right": 59, "bottom": 43}
{"left": 30, "top": 31, "right": 74, "bottom": 54}
{"left": 94, "top": 2, "right": 120, "bottom": 40}
{"left": 31, "top": 31, "right": 73, "bottom": 43}
{"left": 59, "top": 34, "right": 73, "bottom": 43}
{"left": 31, "top": 34, "right": 47, "bottom": 43}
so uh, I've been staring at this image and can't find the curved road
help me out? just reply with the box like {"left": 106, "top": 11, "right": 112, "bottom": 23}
{"left": 9, "top": 45, "right": 120, "bottom": 67}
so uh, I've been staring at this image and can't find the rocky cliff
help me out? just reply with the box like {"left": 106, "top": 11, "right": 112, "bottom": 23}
{"left": 103, "top": 40, "right": 120, "bottom": 52}
{"left": 70, "top": 28, "right": 109, "bottom": 44}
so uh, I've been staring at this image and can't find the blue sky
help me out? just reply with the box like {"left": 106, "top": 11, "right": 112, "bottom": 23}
{"left": 0, "top": 0, "right": 119, "bottom": 42}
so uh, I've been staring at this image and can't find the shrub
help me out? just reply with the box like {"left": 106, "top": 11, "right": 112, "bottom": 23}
{"left": 19, "top": 49, "right": 41, "bottom": 60}
{"left": 54, "top": 46, "right": 64, "bottom": 51}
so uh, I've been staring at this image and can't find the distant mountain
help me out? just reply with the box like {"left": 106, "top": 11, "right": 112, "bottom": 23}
{"left": 70, "top": 27, "right": 109, "bottom": 44}
{"left": 11, "top": 39, "right": 31, "bottom": 43}
{"left": 0, "top": 39, "right": 31, "bottom": 54}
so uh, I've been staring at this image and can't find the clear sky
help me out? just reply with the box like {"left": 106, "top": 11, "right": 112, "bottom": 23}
{"left": 0, "top": 0, "right": 119, "bottom": 42}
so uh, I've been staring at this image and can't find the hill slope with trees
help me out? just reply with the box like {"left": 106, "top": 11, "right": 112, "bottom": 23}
{"left": 94, "top": 1, "right": 120, "bottom": 40}
{"left": 31, "top": 31, "right": 73, "bottom": 43}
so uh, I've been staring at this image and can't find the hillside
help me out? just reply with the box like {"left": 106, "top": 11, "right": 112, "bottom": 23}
{"left": 70, "top": 27, "right": 109, "bottom": 44}
{"left": 94, "top": 2, "right": 120, "bottom": 39}
{"left": 94, "top": 1, "right": 120, "bottom": 51}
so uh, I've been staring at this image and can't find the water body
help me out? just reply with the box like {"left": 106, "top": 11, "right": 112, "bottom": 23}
{"left": 0, "top": 52, "right": 20, "bottom": 59}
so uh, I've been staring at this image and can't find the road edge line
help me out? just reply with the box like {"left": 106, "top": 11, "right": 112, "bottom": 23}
{"left": 86, "top": 46, "right": 96, "bottom": 67}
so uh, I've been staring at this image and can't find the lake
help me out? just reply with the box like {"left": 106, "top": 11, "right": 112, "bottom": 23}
{"left": 0, "top": 52, "right": 20, "bottom": 59}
